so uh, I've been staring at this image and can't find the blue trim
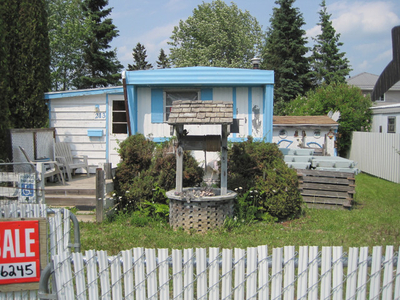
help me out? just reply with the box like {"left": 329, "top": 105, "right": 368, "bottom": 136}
{"left": 306, "top": 142, "right": 322, "bottom": 148}
{"left": 47, "top": 101, "right": 51, "bottom": 126}
{"left": 201, "top": 88, "right": 213, "bottom": 100}
{"left": 126, "top": 85, "right": 137, "bottom": 135}
{"left": 105, "top": 94, "right": 109, "bottom": 162}
{"left": 152, "top": 137, "right": 172, "bottom": 143}
{"left": 278, "top": 139, "right": 293, "bottom": 148}
{"left": 125, "top": 67, "right": 274, "bottom": 87}
{"left": 229, "top": 137, "right": 248, "bottom": 143}
{"left": 44, "top": 87, "right": 123, "bottom": 99}
{"left": 248, "top": 88, "right": 252, "bottom": 136}
{"left": 232, "top": 87, "right": 237, "bottom": 139}
{"left": 263, "top": 84, "right": 274, "bottom": 142}
{"left": 87, "top": 129, "right": 103, "bottom": 137}
{"left": 151, "top": 89, "right": 164, "bottom": 123}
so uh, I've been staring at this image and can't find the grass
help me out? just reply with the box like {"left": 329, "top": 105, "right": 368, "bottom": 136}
{"left": 79, "top": 173, "right": 400, "bottom": 255}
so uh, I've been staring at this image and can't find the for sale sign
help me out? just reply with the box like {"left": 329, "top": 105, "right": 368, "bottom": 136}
{"left": 0, "top": 220, "right": 41, "bottom": 286}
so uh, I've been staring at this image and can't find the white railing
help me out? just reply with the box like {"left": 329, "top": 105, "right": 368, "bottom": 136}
{"left": 349, "top": 132, "right": 400, "bottom": 183}
{"left": 41, "top": 245, "right": 399, "bottom": 300}
{"left": 0, "top": 204, "right": 80, "bottom": 299}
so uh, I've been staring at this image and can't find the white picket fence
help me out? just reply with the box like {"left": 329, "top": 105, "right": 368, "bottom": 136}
{"left": 42, "top": 245, "right": 400, "bottom": 300}
{"left": 0, "top": 203, "right": 80, "bottom": 299}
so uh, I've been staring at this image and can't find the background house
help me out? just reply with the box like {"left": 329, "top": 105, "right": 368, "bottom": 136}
{"left": 370, "top": 103, "right": 400, "bottom": 134}
{"left": 347, "top": 72, "right": 400, "bottom": 104}
{"left": 45, "top": 67, "right": 274, "bottom": 170}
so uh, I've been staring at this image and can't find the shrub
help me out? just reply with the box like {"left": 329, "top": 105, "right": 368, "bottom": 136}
{"left": 227, "top": 137, "right": 302, "bottom": 221}
{"left": 113, "top": 134, "right": 204, "bottom": 215}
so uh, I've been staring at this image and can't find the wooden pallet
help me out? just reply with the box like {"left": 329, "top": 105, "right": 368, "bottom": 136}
{"left": 297, "top": 169, "right": 355, "bottom": 209}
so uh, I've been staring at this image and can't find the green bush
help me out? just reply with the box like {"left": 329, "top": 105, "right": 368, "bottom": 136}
{"left": 114, "top": 134, "right": 204, "bottom": 215}
{"left": 227, "top": 137, "right": 302, "bottom": 221}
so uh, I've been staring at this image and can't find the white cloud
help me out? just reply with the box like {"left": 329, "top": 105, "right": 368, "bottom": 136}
{"left": 306, "top": 25, "right": 321, "bottom": 40}
{"left": 357, "top": 60, "right": 370, "bottom": 70}
{"left": 329, "top": 1, "right": 400, "bottom": 37}
{"left": 373, "top": 49, "right": 393, "bottom": 63}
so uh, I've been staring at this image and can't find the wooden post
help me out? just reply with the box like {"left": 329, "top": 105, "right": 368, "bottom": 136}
{"left": 176, "top": 146, "right": 183, "bottom": 193}
{"left": 221, "top": 125, "right": 228, "bottom": 195}
{"left": 96, "top": 168, "right": 104, "bottom": 223}
{"left": 104, "top": 162, "right": 112, "bottom": 179}
{"left": 36, "top": 163, "right": 45, "bottom": 203}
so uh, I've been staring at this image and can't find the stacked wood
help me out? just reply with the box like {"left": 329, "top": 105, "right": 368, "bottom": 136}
{"left": 297, "top": 169, "right": 355, "bottom": 209}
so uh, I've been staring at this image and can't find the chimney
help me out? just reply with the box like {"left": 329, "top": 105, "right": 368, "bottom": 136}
{"left": 251, "top": 57, "right": 261, "bottom": 69}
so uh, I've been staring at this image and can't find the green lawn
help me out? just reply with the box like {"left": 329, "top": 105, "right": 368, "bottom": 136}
{"left": 79, "top": 173, "right": 400, "bottom": 255}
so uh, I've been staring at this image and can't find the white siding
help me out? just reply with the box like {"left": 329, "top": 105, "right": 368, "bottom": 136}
{"left": 371, "top": 113, "right": 400, "bottom": 134}
{"left": 349, "top": 132, "right": 400, "bottom": 183}
{"left": 213, "top": 87, "right": 232, "bottom": 102}
{"left": 50, "top": 93, "right": 125, "bottom": 171}
{"left": 51, "top": 94, "right": 107, "bottom": 172}
{"left": 251, "top": 87, "right": 263, "bottom": 138}
{"left": 236, "top": 87, "right": 249, "bottom": 139}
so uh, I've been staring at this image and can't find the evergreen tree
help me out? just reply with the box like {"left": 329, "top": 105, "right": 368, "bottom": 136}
{"left": 168, "top": 0, "right": 263, "bottom": 68}
{"left": 261, "top": 0, "right": 312, "bottom": 115}
{"left": 156, "top": 49, "right": 170, "bottom": 69}
{"left": 310, "top": 0, "right": 351, "bottom": 85}
{"left": 0, "top": 0, "right": 50, "bottom": 130}
{"left": 127, "top": 43, "right": 153, "bottom": 70}
{"left": 75, "top": 0, "right": 123, "bottom": 89}
{"left": 0, "top": 3, "right": 10, "bottom": 160}
{"left": 311, "top": 0, "right": 351, "bottom": 84}
{"left": 48, "top": 0, "right": 92, "bottom": 91}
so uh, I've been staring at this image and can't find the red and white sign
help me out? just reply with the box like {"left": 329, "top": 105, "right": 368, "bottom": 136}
{"left": 0, "top": 221, "right": 40, "bottom": 284}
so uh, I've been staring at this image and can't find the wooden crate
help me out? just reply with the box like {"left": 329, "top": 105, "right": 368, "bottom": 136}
{"left": 297, "top": 169, "right": 355, "bottom": 209}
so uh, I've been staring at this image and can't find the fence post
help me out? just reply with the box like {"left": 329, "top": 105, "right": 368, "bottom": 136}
{"left": 96, "top": 168, "right": 104, "bottom": 223}
{"left": 104, "top": 162, "right": 112, "bottom": 180}
{"left": 36, "top": 162, "right": 45, "bottom": 203}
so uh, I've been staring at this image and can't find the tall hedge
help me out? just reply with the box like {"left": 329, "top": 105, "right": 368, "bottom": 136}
{"left": 1, "top": 0, "right": 50, "bottom": 129}
{"left": 227, "top": 138, "right": 302, "bottom": 221}
{"left": 114, "top": 134, "right": 204, "bottom": 211}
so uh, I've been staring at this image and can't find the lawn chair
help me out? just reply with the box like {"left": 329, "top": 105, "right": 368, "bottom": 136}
{"left": 19, "top": 146, "right": 65, "bottom": 185}
{"left": 55, "top": 142, "right": 89, "bottom": 181}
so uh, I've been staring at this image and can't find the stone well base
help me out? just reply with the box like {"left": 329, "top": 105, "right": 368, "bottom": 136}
{"left": 167, "top": 188, "right": 236, "bottom": 233}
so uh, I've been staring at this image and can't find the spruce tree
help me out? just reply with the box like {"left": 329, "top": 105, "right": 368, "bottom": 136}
{"left": 75, "top": 0, "right": 123, "bottom": 89}
{"left": 310, "top": 0, "right": 351, "bottom": 85}
{"left": 127, "top": 43, "right": 153, "bottom": 71}
{"left": 48, "top": 0, "right": 92, "bottom": 91}
{"left": 156, "top": 49, "right": 170, "bottom": 69}
{"left": 1, "top": 0, "right": 50, "bottom": 129}
{"left": 261, "top": 0, "right": 312, "bottom": 115}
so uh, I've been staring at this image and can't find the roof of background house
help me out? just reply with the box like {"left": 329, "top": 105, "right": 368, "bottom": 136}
{"left": 347, "top": 72, "right": 400, "bottom": 91}
{"left": 273, "top": 116, "right": 338, "bottom": 127}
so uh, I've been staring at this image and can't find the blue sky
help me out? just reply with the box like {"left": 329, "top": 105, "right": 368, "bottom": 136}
{"left": 109, "top": 0, "right": 400, "bottom": 77}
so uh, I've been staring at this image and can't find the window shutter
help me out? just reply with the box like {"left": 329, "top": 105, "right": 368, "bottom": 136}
{"left": 201, "top": 88, "right": 213, "bottom": 100}
{"left": 151, "top": 89, "right": 164, "bottom": 123}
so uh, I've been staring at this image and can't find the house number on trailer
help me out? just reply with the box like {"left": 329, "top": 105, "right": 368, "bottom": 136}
{"left": 95, "top": 112, "right": 106, "bottom": 119}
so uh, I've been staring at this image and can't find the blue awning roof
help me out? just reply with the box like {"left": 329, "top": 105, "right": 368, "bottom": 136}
{"left": 124, "top": 66, "right": 274, "bottom": 87}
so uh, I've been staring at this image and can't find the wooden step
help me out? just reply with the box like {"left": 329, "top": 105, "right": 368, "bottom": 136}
{"left": 45, "top": 188, "right": 96, "bottom": 196}
{"left": 45, "top": 194, "right": 96, "bottom": 209}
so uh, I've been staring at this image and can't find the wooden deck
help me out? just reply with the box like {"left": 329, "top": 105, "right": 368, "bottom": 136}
{"left": 44, "top": 174, "right": 97, "bottom": 209}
